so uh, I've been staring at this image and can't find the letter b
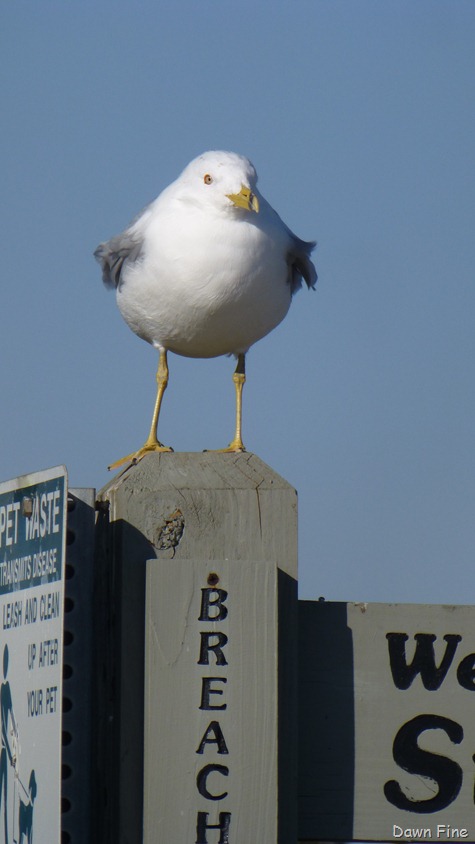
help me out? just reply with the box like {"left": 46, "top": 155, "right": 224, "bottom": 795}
{"left": 199, "top": 589, "right": 228, "bottom": 622}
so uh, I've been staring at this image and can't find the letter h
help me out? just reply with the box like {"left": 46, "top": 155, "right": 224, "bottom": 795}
{"left": 196, "top": 811, "right": 231, "bottom": 843}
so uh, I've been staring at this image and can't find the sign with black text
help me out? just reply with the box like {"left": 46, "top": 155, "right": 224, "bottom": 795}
{"left": 144, "top": 559, "right": 278, "bottom": 843}
{"left": 0, "top": 466, "right": 67, "bottom": 844}
{"left": 299, "top": 601, "right": 475, "bottom": 842}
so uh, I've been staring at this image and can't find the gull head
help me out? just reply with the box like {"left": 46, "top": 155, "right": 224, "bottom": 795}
{"left": 175, "top": 150, "right": 260, "bottom": 215}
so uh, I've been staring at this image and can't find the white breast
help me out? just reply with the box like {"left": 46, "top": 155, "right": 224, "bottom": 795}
{"left": 116, "top": 204, "right": 292, "bottom": 358}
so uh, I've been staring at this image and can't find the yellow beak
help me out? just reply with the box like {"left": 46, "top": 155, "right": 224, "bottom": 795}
{"left": 226, "top": 185, "right": 259, "bottom": 213}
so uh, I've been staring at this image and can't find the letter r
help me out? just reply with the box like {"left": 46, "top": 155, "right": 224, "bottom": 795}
{"left": 198, "top": 632, "right": 228, "bottom": 665}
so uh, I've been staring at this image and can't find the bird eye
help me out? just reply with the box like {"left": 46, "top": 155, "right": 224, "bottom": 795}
{"left": 203, "top": 174, "right": 213, "bottom": 185}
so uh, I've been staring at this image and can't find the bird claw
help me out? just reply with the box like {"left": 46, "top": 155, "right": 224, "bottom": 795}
{"left": 204, "top": 440, "right": 246, "bottom": 454}
{"left": 108, "top": 442, "right": 173, "bottom": 471}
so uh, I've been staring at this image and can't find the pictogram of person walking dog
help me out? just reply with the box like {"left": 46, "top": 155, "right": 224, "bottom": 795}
{"left": 0, "top": 646, "right": 37, "bottom": 844}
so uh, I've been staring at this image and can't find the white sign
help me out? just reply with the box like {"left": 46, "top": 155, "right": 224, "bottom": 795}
{"left": 349, "top": 602, "right": 475, "bottom": 842}
{"left": 299, "top": 601, "right": 475, "bottom": 842}
{"left": 144, "top": 559, "right": 278, "bottom": 843}
{"left": 0, "top": 466, "right": 67, "bottom": 844}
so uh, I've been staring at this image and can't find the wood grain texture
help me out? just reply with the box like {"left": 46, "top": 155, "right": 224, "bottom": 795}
{"left": 100, "top": 452, "right": 298, "bottom": 577}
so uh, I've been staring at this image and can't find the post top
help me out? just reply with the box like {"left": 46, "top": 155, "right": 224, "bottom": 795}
{"left": 96, "top": 452, "right": 298, "bottom": 575}
{"left": 98, "top": 451, "right": 296, "bottom": 501}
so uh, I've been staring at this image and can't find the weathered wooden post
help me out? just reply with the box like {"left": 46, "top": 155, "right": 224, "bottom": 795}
{"left": 94, "top": 451, "right": 298, "bottom": 843}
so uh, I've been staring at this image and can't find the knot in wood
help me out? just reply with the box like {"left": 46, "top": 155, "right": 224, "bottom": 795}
{"left": 155, "top": 509, "right": 185, "bottom": 552}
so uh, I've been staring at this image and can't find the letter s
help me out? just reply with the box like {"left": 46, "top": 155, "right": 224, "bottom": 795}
{"left": 384, "top": 714, "right": 463, "bottom": 813}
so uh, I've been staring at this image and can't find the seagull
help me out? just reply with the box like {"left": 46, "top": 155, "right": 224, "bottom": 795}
{"left": 95, "top": 150, "right": 317, "bottom": 469}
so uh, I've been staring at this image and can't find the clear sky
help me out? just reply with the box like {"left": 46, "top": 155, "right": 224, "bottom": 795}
{"left": 1, "top": 1, "right": 474, "bottom": 606}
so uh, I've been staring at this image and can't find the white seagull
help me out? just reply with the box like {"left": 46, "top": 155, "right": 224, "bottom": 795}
{"left": 95, "top": 150, "right": 317, "bottom": 468}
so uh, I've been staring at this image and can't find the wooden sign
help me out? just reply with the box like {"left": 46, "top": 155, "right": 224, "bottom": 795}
{"left": 144, "top": 558, "right": 278, "bottom": 843}
{"left": 299, "top": 601, "right": 475, "bottom": 842}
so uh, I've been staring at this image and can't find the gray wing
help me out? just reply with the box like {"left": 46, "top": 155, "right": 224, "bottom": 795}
{"left": 94, "top": 229, "right": 144, "bottom": 290}
{"left": 286, "top": 229, "right": 317, "bottom": 295}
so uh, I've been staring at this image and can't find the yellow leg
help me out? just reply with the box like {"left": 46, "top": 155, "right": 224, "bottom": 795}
{"left": 108, "top": 348, "right": 173, "bottom": 470}
{"left": 211, "top": 353, "right": 246, "bottom": 453}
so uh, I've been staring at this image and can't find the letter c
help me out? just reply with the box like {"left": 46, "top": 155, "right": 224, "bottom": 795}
{"left": 196, "top": 763, "right": 229, "bottom": 800}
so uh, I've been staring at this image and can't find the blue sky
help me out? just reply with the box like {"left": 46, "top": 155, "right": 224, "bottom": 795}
{"left": 1, "top": 1, "right": 474, "bottom": 605}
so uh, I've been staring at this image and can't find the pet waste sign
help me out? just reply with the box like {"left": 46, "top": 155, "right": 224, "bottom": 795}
{"left": 299, "top": 601, "right": 475, "bottom": 843}
{"left": 0, "top": 466, "right": 67, "bottom": 844}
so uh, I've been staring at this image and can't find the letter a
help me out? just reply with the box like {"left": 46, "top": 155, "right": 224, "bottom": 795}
{"left": 196, "top": 721, "right": 229, "bottom": 755}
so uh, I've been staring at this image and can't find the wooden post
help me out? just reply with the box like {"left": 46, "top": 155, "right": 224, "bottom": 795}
{"left": 95, "top": 452, "right": 298, "bottom": 844}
